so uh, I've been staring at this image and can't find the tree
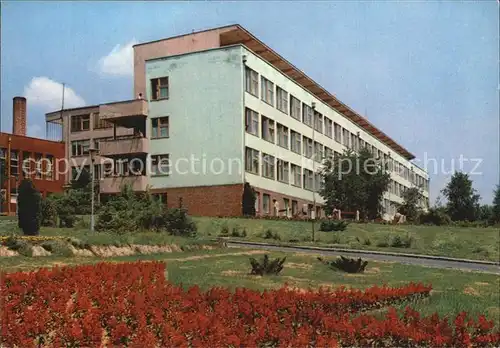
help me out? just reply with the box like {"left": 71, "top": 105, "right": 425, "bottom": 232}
{"left": 476, "top": 204, "right": 493, "bottom": 222}
{"left": 492, "top": 185, "right": 500, "bottom": 223}
{"left": 242, "top": 182, "right": 256, "bottom": 216}
{"left": 17, "top": 178, "right": 41, "bottom": 235}
{"left": 71, "top": 167, "right": 91, "bottom": 189}
{"left": 441, "top": 172, "right": 480, "bottom": 221}
{"left": 320, "top": 148, "right": 390, "bottom": 220}
{"left": 398, "top": 186, "right": 423, "bottom": 222}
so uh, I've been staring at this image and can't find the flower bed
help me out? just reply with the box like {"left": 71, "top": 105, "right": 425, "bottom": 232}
{"left": 1, "top": 261, "right": 498, "bottom": 347}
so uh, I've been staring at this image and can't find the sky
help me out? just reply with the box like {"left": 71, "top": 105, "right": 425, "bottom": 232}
{"left": 1, "top": 1, "right": 498, "bottom": 204}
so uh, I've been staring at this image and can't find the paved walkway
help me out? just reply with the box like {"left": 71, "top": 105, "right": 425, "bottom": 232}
{"left": 226, "top": 241, "right": 500, "bottom": 274}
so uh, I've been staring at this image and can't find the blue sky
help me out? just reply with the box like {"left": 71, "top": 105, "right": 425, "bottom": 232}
{"left": 1, "top": 1, "right": 498, "bottom": 203}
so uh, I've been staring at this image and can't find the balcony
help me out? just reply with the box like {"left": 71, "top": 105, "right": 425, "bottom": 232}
{"left": 100, "top": 175, "right": 148, "bottom": 194}
{"left": 99, "top": 136, "right": 149, "bottom": 156}
{"left": 99, "top": 99, "right": 148, "bottom": 122}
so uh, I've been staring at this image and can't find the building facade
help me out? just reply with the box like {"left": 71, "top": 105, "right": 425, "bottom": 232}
{"left": 1, "top": 98, "right": 66, "bottom": 215}
{"left": 45, "top": 25, "right": 429, "bottom": 219}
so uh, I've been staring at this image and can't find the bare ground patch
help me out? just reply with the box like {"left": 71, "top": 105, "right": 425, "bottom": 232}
{"left": 287, "top": 262, "right": 313, "bottom": 270}
{"left": 463, "top": 286, "right": 480, "bottom": 296}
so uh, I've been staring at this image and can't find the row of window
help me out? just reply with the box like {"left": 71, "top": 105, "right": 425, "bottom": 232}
{"left": 0, "top": 148, "right": 54, "bottom": 180}
{"left": 245, "top": 104, "right": 429, "bottom": 189}
{"left": 71, "top": 113, "right": 113, "bottom": 133}
{"left": 245, "top": 147, "right": 322, "bottom": 192}
{"left": 255, "top": 193, "right": 322, "bottom": 218}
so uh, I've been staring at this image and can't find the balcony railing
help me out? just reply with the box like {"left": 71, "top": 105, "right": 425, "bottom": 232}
{"left": 99, "top": 137, "right": 149, "bottom": 156}
{"left": 99, "top": 99, "right": 148, "bottom": 121}
{"left": 100, "top": 175, "right": 148, "bottom": 193}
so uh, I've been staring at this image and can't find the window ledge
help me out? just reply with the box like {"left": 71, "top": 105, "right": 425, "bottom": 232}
{"left": 261, "top": 100, "right": 274, "bottom": 108}
{"left": 151, "top": 173, "right": 170, "bottom": 177}
{"left": 151, "top": 136, "right": 170, "bottom": 140}
{"left": 277, "top": 144, "right": 289, "bottom": 151}
{"left": 151, "top": 97, "right": 169, "bottom": 102}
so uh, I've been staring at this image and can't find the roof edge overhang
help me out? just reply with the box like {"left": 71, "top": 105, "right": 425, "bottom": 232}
{"left": 219, "top": 25, "right": 415, "bottom": 161}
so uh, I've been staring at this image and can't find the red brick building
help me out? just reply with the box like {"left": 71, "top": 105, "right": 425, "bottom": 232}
{"left": 0, "top": 97, "right": 66, "bottom": 215}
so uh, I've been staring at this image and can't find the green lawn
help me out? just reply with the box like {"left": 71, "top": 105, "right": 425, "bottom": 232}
{"left": 1, "top": 249, "right": 498, "bottom": 321}
{"left": 193, "top": 217, "right": 500, "bottom": 262}
{"left": 2, "top": 215, "right": 499, "bottom": 262}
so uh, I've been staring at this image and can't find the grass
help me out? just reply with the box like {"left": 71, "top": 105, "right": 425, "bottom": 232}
{"left": 0, "top": 216, "right": 212, "bottom": 247}
{"left": 2, "top": 215, "right": 499, "bottom": 262}
{"left": 1, "top": 249, "right": 498, "bottom": 321}
{"left": 193, "top": 216, "right": 500, "bottom": 262}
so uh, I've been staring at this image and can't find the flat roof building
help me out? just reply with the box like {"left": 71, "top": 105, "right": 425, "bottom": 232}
{"left": 45, "top": 25, "right": 429, "bottom": 219}
{"left": 1, "top": 97, "right": 66, "bottom": 215}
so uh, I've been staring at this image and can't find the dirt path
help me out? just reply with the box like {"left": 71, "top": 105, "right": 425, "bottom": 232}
{"left": 169, "top": 250, "right": 266, "bottom": 261}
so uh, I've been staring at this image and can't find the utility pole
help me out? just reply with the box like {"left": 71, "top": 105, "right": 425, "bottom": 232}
{"left": 311, "top": 101, "right": 316, "bottom": 242}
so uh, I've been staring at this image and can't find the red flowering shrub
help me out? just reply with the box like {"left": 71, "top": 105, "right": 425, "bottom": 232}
{"left": 1, "top": 261, "right": 498, "bottom": 347}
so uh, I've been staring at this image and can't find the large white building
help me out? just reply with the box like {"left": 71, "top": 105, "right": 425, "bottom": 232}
{"left": 46, "top": 25, "right": 429, "bottom": 218}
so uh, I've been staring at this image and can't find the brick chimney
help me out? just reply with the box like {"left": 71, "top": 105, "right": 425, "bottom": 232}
{"left": 12, "top": 97, "right": 27, "bottom": 136}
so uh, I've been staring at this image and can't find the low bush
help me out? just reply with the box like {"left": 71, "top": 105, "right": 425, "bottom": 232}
{"left": 319, "top": 220, "right": 349, "bottom": 232}
{"left": 249, "top": 254, "right": 286, "bottom": 275}
{"left": 67, "top": 237, "right": 90, "bottom": 250}
{"left": 40, "top": 240, "right": 73, "bottom": 257}
{"left": 376, "top": 238, "right": 390, "bottom": 248}
{"left": 419, "top": 208, "right": 451, "bottom": 226}
{"left": 219, "top": 224, "right": 229, "bottom": 237}
{"left": 263, "top": 229, "right": 281, "bottom": 241}
{"left": 4, "top": 236, "right": 32, "bottom": 256}
{"left": 40, "top": 198, "right": 57, "bottom": 227}
{"left": 390, "top": 234, "right": 413, "bottom": 248}
{"left": 319, "top": 256, "right": 368, "bottom": 273}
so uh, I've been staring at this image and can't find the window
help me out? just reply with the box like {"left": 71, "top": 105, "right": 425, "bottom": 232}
{"left": 10, "top": 151, "right": 18, "bottom": 177}
{"left": 261, "top": 76, "right": 274, "bottom": 105}
{"left": 46, "top": 155, "right": 54, "bottom": 180}
{"left": 262, "top": 153, "right": 275, "bottom": 179}
{"left": 303, "top": 136, "right": 313, "bottom": 158}
{"left": 151, "top": 154, "right": 170, "bottom": 175}
{"left": 71, "top": 114, "right": 90, "bottom": 132}
{"left": 359, "top": 139, "right": 365, "bottom": 150}
{"left": 324, "top": 147, "right": 333, "bottom": 160}
{"left": 292, "top": 200, "right": 298, "bottom": 215}
{"left": 245, "top": 147, "right": 259, "bottom": 174}
{"left": 303, "top": 169, "right": 314, "bottom": 190}
{"left": 22, "top": 152, "right": 32, "bottom": 177}
{"left": 151, "top": 77, "right": 169, "bottom": 100}
{"left": 314, "top": 142, "right": 324, "bottom": 162}
{"left": 290, "top": 95, "right": 301, "bottom": 120}
{"left": 314, "top": 111, "right": 323, "bottom": 133}
{"left": 261, "top": 116, "right": 275, "bottom": 143}
{"left": 302, "top": 104, "right": 313, "bottom": 126}
{"left": 290, "top": 130, "right": 301, "bottom": 154}
{"left": 152, "top": 117, "right": 169, "bottom": 138}
{"left": 342, "top": 129, "right": 350, "bottom": 147}
{"left": 277, "top": 123, "right": 289, "bottom": 149}
{"left": 71, "top": 140, "right": 90, "bottom": 157}
{"left": 277, "top": 159, "right": 289, "bottom": 183}
{"left": 351, "top": 133, "right": 358, "bottom": 151}
{"left": 245, "top": 67, "right": 259, "bottom": 96}
{"left": 93, "top": 113, "right": 111, "bottom": 129}
{"left": 263, "top": 194, "right": 270, "bottom": 214}
{"left": 291, "top": 164, "right": 301, "bottom": 187}
{"left": 245, "top": 108, "right": 259, "bottom": 136}
{"left": 334, "top": 123, "right": 342, "bottom": 143}
{"left": 283, "top": 198, "right": 290, "bottom": 216}
{"left": 324, "top": 118, "right": 333, "bottom": 138}
{"left": 35, "top": 153, "right": 42, "bottom": 179}
{"left": 276, "top": 87, "right": 288, "bottom": 114}
{"left": 93, "top": 137, "right": 112, "bottom": 151}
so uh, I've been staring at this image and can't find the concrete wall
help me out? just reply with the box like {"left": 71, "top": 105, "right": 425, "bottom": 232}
{"left": 134, "top": 26, "right": 236, "bottom": 98}
{"left": 146, "top": 46, "right": 245, "bottom": 190}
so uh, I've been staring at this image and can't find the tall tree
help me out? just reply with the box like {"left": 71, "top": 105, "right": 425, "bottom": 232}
{"left": 441, "top": 172, "right": 480, "bottom": 221}
{"left": 320, "top": 148, "right": 390, "bottom": 220}
{"left": 242, "top": 182, "right": 256, "bottom": 216}
{"left": 18, "top": 178, "right": 41, "bottom": 235}
{"left": 398, "top": 186, "right": 423, "bottom": 222}
{"left": 492, "top": 185, "right": 500, "bottom": 223}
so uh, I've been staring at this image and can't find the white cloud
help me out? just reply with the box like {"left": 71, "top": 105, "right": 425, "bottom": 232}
{"left": 97, "top": 39, "right": 137, "bottom": 77}
{"left": 24, "top": 77, "right": 86, "bottom": 110}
